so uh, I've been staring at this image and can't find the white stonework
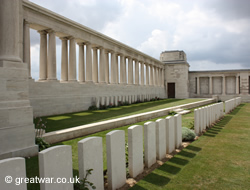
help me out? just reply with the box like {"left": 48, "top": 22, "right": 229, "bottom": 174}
{"left": 78, "top": 137, "right": 104, "bottom": 190}
{"left": 0, "top": 157, "right": 27, "bottom": 190}
{"left": 128, "top": 125, "right": 144, "bottom": 178}
{"left": 155, "top": 119, "right": 167, "bottom": 160}
{"left": 0, "top": 0, "right": 249, "bottom": 159}
{"left": 106, "top": 130, "right": 126, "bottom": 190}
{"left": 144, "top": 121, "right": 156, "bottom": 168}
{"left": 165, "top": 116, "right": 175, "bottom": 153}
{"left": 39, "top": 145, "right": 73, "bottom": 190}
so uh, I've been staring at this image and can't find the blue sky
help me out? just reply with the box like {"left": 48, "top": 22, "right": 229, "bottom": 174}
{"left": 29, "top": 0, "right": 250, "bottom": 79}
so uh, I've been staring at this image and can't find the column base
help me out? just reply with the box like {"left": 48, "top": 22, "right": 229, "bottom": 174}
{"left": 67, "top": 80, "right": 78, "bottom": 83}
{"left": 0, "top": 145, "right": 38, "bottom": 160}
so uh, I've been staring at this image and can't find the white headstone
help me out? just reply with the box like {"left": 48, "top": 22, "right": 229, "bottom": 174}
{"left": 156, "top": 119, "right": 167, "bottom": 160}
{"left": 144, "top": 121, "right": 156, "bottom": 168}
{"left": 106, "top": 130, "right": 126, "bottom": 190}
{"left": 128, "top": 125, "right": 144, "bottom": 178}
{"left": 39, "top": 145, "right": 73, "bottom": 190}
{"left": 78, "top": 137, "right": 104, "bottom": 190}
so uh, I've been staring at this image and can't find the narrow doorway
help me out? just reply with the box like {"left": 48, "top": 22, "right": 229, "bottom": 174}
{"left": 168, "top": 83, "right": 175, "bottom": 98}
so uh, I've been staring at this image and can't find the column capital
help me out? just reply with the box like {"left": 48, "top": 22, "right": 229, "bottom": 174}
{"left": 77, "top": 42, "right": 85, "bottom": 46}
{"left": 59, "top": 37, "right": 69, "bottom": 41}
{"left": 37, "top": 30, "right": 47, "bottom": 35}
{"left": 47, "top": 29, "right": 56, "bottom": 34}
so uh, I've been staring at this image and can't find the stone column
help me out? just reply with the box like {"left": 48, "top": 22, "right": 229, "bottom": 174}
{"left": 111, "top": 51, "right": 117, "bottom": 84}
{"left": 78, "top": 43, "right": 85, "bottom": 82}
{"left": 60, "top": 37, "right": 68, "bottom": 82}
{"left": 134, "top": 59, "right": 139, "bottom": 85}
{"left": 115, "top": 54, "right": 119, "bottom": 83}
{"left": 38, "top": 30, "right": 47, "bottom": 81}
{"left": 47, "top": 30, "right": 57, "bottom": 81}
{"left": 92, "top": 47, "right": 98, "bottom": 83}
{"left": 236, "top": 75, "right": 239, "bottom": 94}
{"left": 223, "top": 76, "right": 226, "bottom": 95}
{"left": 120, "top": 54, "right": 125, "bottom": 84}
{"left": 197, "top": 77, "right": 200, "bottom": 95}
{"left": 209, "top": 76, "right": 213, "bottom": 94}
{"left": 68, "top": 37, "right": 76, "bottom": 82}
{"left": 150, "top": 65, "right": 154, "bottom": 85}
{"left": 161, "top": 68, "right": 164, "bottom": 86}
{"left": 99, "top": 47, "right": 106, "bottom": 83}
{"left": 105, "top": 50, "right": 109, "bottom": 83}
{"left": 154, "top": 66, "right": 157, "bottom": 86}
{"left": 0, "top": 0, "right": 37, "bottom": 159}
{"left": 128, "top": 57, "right": 133, "bottom": 85}
{"left": 145, "top": 63, "right": 149, "bottom": 85}
{"left": 85, "top": 42, "right": 93, "bottom": 83}
{"left": 141, "top": 61, "right": 144, "bottom": 85}
{"left": 23, "top": 20, "right": 31, "bottom": 79}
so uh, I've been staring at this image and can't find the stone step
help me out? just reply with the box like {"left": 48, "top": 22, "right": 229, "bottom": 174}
{"left": 173, "top": 109, "right": 191, "bottom": 115}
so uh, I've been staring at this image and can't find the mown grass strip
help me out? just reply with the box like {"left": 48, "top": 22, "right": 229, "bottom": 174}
{"left": 131, "top": 103, "right": 250, "bottom": 190}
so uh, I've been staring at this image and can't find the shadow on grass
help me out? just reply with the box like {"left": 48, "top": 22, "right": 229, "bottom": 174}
{"left": 142, "top": 172, "right": 171, "bottom": 186}
{"left": 204, "top": 115, "right": 233, "bottom": 138}
{"left": 229, "top": 103, "right": 245, "bottom": 115}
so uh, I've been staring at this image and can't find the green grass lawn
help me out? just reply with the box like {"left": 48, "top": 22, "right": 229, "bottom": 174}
{"left": 26, "top": 99, "right": 208, "bottom": 190}
{"left": 35, "top": 98, "right": 204, "bottom": 133}
{"left": 131, "top": 103, "right": 250, "bottom": 190}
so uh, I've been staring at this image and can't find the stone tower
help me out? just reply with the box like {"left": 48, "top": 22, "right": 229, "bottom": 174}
{"left": 161, "top": 50, "right": 189, "bottom": 99}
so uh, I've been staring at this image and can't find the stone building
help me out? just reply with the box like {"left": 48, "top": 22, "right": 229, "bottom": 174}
{"left": 161, "top": 50, "right": 250, "bottom": 102}
{"left": 0, "top": 0, "right": 249, "bottom": 159}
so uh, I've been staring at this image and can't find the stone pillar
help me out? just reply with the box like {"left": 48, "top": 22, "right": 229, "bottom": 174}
{"left": 150, "top": 65, "right": 154, "bottom": 85}
{"left": 69, "top": 37, "right": 77, "bottom": 82}
{"left": 209, "top": 76, "right": 213, "bottom": 94}
{"left": 0, "top": 0, "right": 37, "bottom": 159}
{"left": 128, "top": 57, "right": 133, "bottom": 85}
{"left": 111, "top": 51, "right": 117, "bottom": 84}
{"left": 85, "top": 42, "right": 93, "bottom": 83}
{"left": 92, "top": 47, "right": 98, "bottom": 83}
{"left": 38, "top": 30, "right": 47, "bottom": 81}
{"left": 141, "top": 61, "right": 144, "bottom": 85}
{"left": 197, "top": 77, "right": 200, "bottom": 95}
{"left": 236, "top": 75, "right": 239, "bottom": 94}
{"left": 223, "top": 76, "right": 226, "bottom": 95}
{"left": 99, "top": 47, "right": 106, "bottom": 83}
{"left": 47, "top": 30, "right": 57, "bottom": 81}
{"left": 120, "top": 54, "right": 126, "bottom": 84}
{"left": 23, "top": 20, "right": 31, "bottom": 79}
{"left": 60, "top": 37, "right": 68, "bottom": 82}
{"left": 115, "top": 54, "right": 119, "bottom": 83}
{"left": 134, "top": 59, "right": 139, "bottom": 85}
{"left": 145, "top": 63, "right": 149, "bottom": 85}
{"left": 154, "top": 66, "right": 157, "bottom": 86}
{"left": 78, "top": 43, "right": 85, "bottom": 82}
{"left": 105, "top": 50, "right": 109, "bottom": 83}
{"left": 161, "top": 68, "right": 164, "bottom": 86}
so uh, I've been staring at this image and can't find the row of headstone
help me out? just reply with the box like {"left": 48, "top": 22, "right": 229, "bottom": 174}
{"left": 95, "top": 94, "right": 159, "bottom": 108}
{"left": 0, "top": 114, "right": 182, "bottom": 190}
{"left": 225, "top": 97, "right": 241, "bottom": 114}
{"left": 194, "top": 102, "right": 224, "bottom": 135}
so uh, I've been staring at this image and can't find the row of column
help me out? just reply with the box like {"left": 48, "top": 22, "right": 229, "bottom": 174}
{"left": 23, "top": 23, "right": 165, "bottom": 86}
{"left": 196, "top": 75, "right": 239, "bottom": 95}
